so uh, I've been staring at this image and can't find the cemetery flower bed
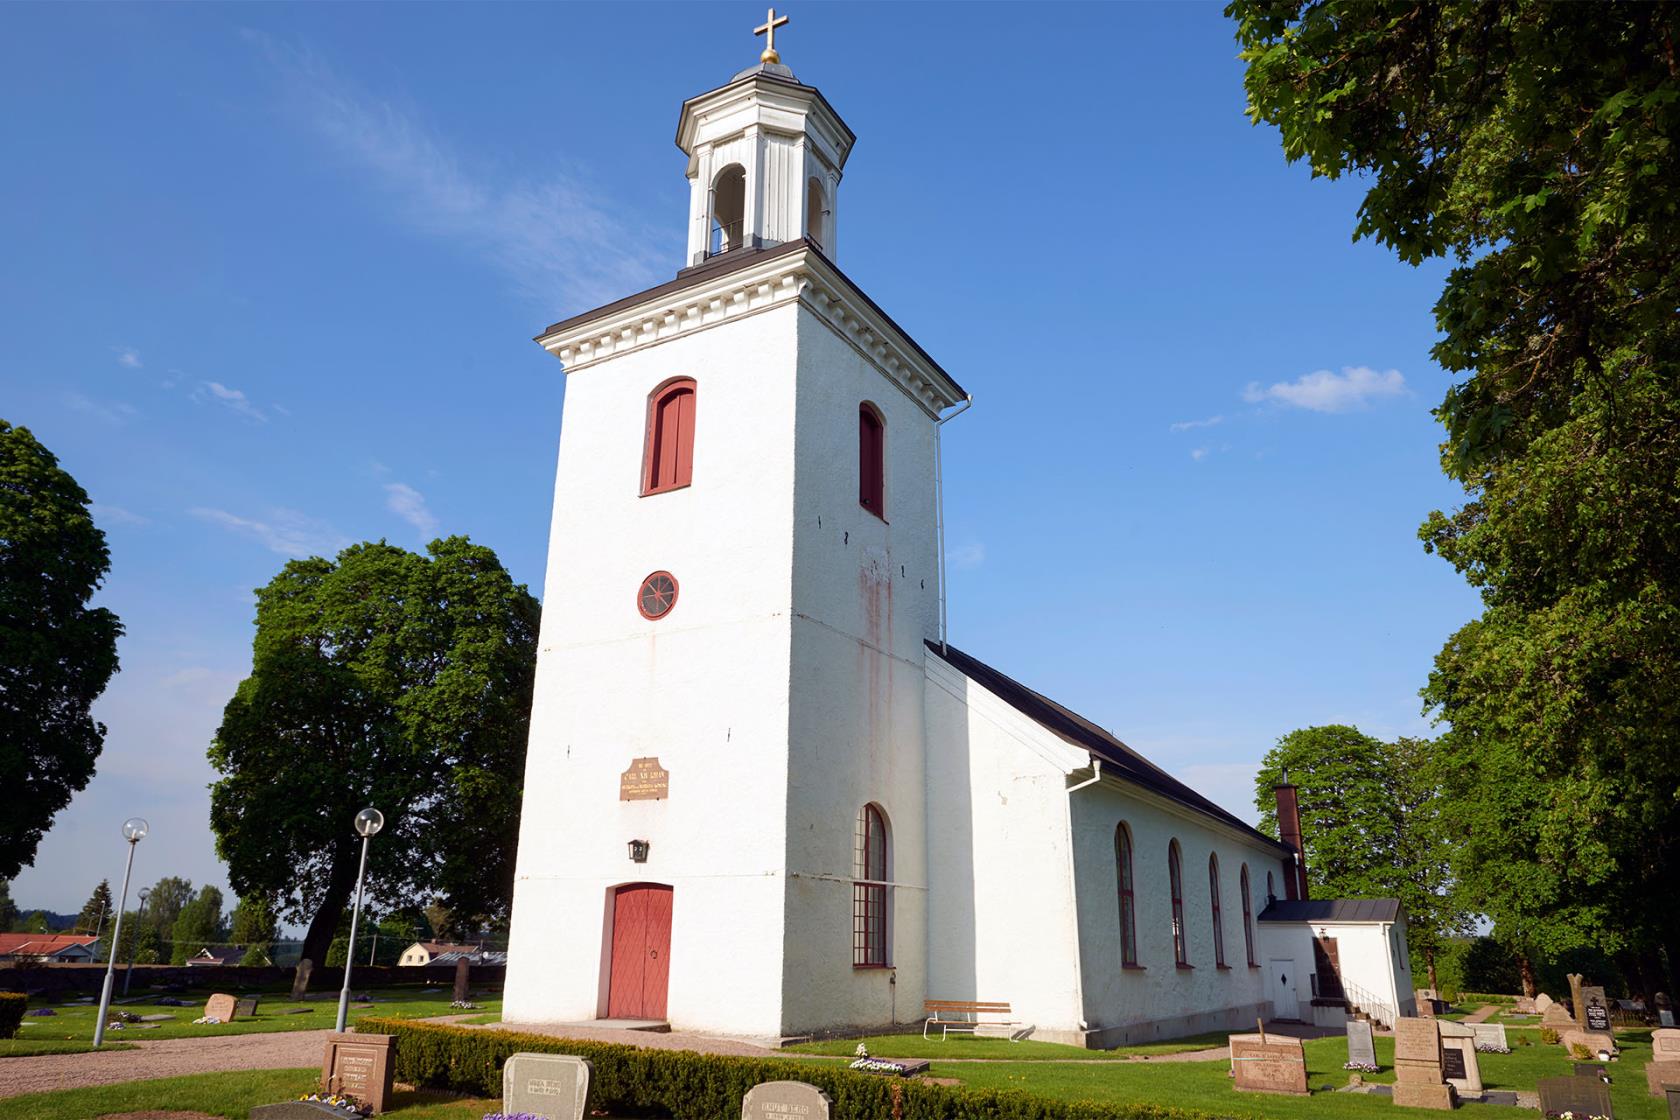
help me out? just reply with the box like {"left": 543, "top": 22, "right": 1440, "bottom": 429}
{"left": 361, "top": 1018, "right": 1215, "bottom": 1120}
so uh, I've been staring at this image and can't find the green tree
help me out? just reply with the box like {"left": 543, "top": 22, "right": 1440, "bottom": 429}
{"left": 1229, "top": 0, "right": 1680, "bottom": 992}
{"left": 1255, "top": 726, "right": 1468, "bottom": 985}
{"left": 76, "top": 879, "right": 113, "bottom": 936}
{"left": 169, "top": 885, "right": 225, "bottom": 964}
{"left": 0, "top": 421, "right": 123, "bottom": 879}
{"left": 229, "top": 894, "right": 276, "bottom": 961}
{"left": 141, "top": 877, "right": 193, "bottom": 941}
{"left": 18, "top": 910, "right": 48, "bottom": 934}
{"left": 0, "top": 882, "right": 16, "bottom": 932}
{"left": 209, "top": 537, "right": 539, "bottom": 970}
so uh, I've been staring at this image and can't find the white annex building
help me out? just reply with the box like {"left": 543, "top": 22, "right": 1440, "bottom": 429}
{"left": 505, "top": 24, "right": 1415, "bottom": 1047}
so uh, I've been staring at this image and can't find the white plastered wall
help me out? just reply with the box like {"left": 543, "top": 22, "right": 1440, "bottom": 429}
{"left": 505, "top": 302, "right": 803, "bottom": 1036}
{"left": 1069, "top": 785, "right": 1285, "bottom": 1046}
{"left": 779, "top": 302, "right": 939, "bottom": 1034}
{"left": 922, "top": 653, "right": 1090, "bottom": 1039}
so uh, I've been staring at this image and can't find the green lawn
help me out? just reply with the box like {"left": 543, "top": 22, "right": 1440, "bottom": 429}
{"left": 0, "top": 1038, "right": 136, "bottom": 1057}
{"left": 789, "top": 1029, "right": 1231, "bottom": 1060}
{"left": 0, "top": 1069, "right": 499, "bottom": 1120}
{"left": 7, "top": 987, "right": 499, "bottom": 1044}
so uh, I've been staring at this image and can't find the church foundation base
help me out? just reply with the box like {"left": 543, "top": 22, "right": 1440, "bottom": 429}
{"left": 1079, "top": 1002, "right": 1273, "bottom": 1050}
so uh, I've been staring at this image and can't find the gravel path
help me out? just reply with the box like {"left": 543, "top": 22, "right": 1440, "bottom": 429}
{"left": 0, "top": 1029, "right": 332, "bottom": 1099}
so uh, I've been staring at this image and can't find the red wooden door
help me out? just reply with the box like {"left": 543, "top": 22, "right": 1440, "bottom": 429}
{"left": 608, "top": 884, "right": 672, "bottom": 1020}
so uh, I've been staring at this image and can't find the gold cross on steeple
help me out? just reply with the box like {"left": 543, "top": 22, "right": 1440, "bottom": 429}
{"left": 754, "top": 8, "right": 789, "bottom": 65}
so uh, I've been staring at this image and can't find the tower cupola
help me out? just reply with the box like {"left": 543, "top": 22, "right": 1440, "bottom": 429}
{"left": 676, "top": 11, "right": 855, "bottom": 266}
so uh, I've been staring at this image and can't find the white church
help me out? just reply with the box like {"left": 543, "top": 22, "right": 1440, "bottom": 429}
{"left": 504, "top": 19, "right": 1416, "bottom": 1047}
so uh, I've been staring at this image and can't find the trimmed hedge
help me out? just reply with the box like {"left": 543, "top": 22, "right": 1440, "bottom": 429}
{"left": 361, "top": 1018, "right": 1213, "bottom": 1120}
{"left": 0, "top": 992, "right": 25, "bottom": 1039}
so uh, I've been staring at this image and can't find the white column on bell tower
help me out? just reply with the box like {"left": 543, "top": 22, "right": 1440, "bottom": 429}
{"left": 676, "top": 31, "right": 855, "bottom": 265}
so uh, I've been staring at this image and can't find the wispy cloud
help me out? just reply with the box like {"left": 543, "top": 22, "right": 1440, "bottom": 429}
{"left": 192, "top": 380, "right": 268, "bottom": 423}
{"left": 1243, "top": 366, "right": 1407, "bottom": 413}
{"left": 249, "top": 31, "right": 666, "bottom": 312}
{"left": 1190, "top": 447, "right": 1210, "bottom": 462}
{"left": 950, "top": 541, "right": 986, "bottom": 570}
{"left": 90, "top": 503, "right": 149, "bottom": 527}
{"left": 384, "top": 482, "right": 439, "bottom": 538}
{"left": 191, "top": 506, "right": 349, "bottom": 558}
{"left": 113, "top": 347, "right": 143, "bottom": 369}
{"left": 1170, "top": 415, "right": 1224, "bottom": 432}
{"left": 63, "top": 392, "right": 138, "bottom": 425}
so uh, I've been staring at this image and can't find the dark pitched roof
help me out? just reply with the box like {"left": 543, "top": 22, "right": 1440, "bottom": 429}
{"left": 927, "top": 640, "right": 1288, "bottom": 854}
{"left": 1257, "top": 898, "right": 1402, "bottom": 924}
{"left": 534, "top": 239, "right": 968, "bottom": 401}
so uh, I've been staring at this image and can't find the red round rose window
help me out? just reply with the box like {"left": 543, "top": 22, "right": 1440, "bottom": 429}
{"left": 637, "top": 571, "right": 678, "bottom": 620}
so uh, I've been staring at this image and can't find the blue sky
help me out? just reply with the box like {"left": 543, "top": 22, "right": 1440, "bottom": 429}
{"left": 2, "top": 2, "right": 1478, "bottom": 916}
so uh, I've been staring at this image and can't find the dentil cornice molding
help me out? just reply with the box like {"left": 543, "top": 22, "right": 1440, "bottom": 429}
{"left": 537, "top": 245, "right": 965, "bottom": 418}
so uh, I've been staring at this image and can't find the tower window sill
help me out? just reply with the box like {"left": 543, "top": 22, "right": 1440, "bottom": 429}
{"left": 1121, "top": 964, "right": 1146, "bottom": 972}
{"left": 1175, "top": 963, "right": 1195, "bottom": 971}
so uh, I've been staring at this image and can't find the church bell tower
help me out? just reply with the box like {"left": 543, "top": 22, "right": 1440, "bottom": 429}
{"left": 504, "top": 14, "right": 968, "bottom": 1038}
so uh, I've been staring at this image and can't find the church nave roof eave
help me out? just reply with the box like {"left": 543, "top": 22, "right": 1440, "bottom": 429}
{"left": 925, "top": 639, "right": 1291, "bottom": 856}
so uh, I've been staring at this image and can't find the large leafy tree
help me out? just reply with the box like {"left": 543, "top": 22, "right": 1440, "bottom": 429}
{"left": 209, "top": 537, "right": 539, "bottom": 970}
{"left": 1230, "top": 0, "right": 1680, "bottom": 992}
{"left": 0, "top": 420, "right": 123, "bottom": 878}
{"left": 76, "top": 879, "right": 113, "bottom": 936}
{"left": 1255, "top": 726, "right": 1468, "bottom": 985}
{"left": 170, "top": 885, "right": 226, "bottom": 964}
{"left": 141, "top": 876, "right": 194, "bottom": 939}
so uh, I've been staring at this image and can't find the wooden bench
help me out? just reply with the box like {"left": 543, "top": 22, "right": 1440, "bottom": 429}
{"left": 923, "top": 999, "right": 1021, "bottom": 1041}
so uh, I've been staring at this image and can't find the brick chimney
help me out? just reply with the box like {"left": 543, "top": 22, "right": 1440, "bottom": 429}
{"left": 1274, "top": 769, "right": 1309, "bottom": 900}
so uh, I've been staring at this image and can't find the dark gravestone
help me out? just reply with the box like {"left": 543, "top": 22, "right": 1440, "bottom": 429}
{"left": 1345, "top": 1019, "right": 1377, "bottom": 1068}
{"left": 452, "top": 957, "right": 470, "bottom": 1004}
{"left": 251, "top": 1104, "right": 361, "bottom": 1120}
{"left": 1441, "top": 1046, "right": 1467, "bottom": 1082}
{"left": 1574, "top": 1063, "right": 1608, "bottom": 1079}
{"left": 1538, "top": 1075, "right": 1614, "bottom": 1120}
{"left": 291, "top": 959, "right": 314, "bottom": 1000}
{"left": 235, "top": 995, "right": 261, "bottom": 1019}
{"left": 1667, "top": 1086, "right": 1680, "bottom": 1120}
{"left": 1587, "top": 1003, "right": 1612, "bottom": 1032}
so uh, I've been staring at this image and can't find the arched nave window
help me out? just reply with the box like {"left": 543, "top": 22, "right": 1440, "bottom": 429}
{"left": 1169, "top": 839, "right": 1189, "bottom": 967}
{"left": 859, "top": 402, "right": 885, "bottom": 518}
{"left": 1208, "top": 853, "right": 1226, "bottom": 968}
{"left": 643, "top": 378, "right": 697, "bottom": 495}
{"left": 1240, "top": 863, "right": 1257, "bottom": 966}
{"left": 853, "top": 804, "right": 889, "bottom": 967}
{"left": 1115, "top": 823, "right": 1138, "bottom": 967}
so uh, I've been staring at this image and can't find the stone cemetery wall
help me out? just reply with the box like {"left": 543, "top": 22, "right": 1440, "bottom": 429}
{"left": 0, "top": 962, "right": 506, "bottom": 997}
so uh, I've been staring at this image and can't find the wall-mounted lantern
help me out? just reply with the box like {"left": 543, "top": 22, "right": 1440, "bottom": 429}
{"left": 628, "top": 839, "right": 650, "bottom": 863}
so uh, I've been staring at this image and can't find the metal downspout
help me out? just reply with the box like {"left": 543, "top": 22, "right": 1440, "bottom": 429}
{"left": 935, "top": 395, "right": 974, "bottom": 653}
{"left": 1063, "top": 758, "right": 1103, "bottom": 1035}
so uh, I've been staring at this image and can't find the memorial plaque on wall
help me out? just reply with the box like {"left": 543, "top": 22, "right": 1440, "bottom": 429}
{"left": 619, "top": 757, "right": 669, "bottom": 800}
{"left": 1441, "top": 1046, "right": 1467, "bottom": 1082}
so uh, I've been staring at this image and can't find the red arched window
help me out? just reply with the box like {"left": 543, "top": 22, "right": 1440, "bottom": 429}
{"left": 1115, "top": 823, "right": 1138, "bottom": 967}
{"left": 643, "top": 379, "right": 696, "bottom": 494}
{"left": 858, "top": 402, "right": 885, "bottom": 518}
{"left": 1209, "top": 854, "right": 1226, "bottom": 968}
{"left": 853, "top": 804, "right": 889, "bottom": 966}
{"left": 1240, "top": 864, "right": 1257, "bottom": 966}
{"left": 1169, "top": 839, "right": 1188, "bottom": 967}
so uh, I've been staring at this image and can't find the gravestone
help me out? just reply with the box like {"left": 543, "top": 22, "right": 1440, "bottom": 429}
{"left": 1512, "top": 997, "right": 1536, "bottom": 1015}
{"left": 1415, "top": 989, "right": 1438, "bottom": 1018}
{"left": 1664, "top": 1010, "right": 1677, "bottom": 1028}
{"left": 321, "top": 1032, "right": 395, "bottom": 1114}
{"left": 251, "top": 1104, "right": 359, "bottom": 1119}
{"left": 1667, "top": 1086, "right": 1680, "bottom": 1120}
{"left": 1542, "top": 1002, "right": 1577, "bottom": 1029}
{"left": 1561, "top": 1027, "right": 1618, "bottom": 1057}
{"left": 203, "top": 993, "right": 238, "bottom": 1022}
{"left": 1584, "top": 986, "right": 1612, "bottom": 1033}
{"left": 1392, "top": 1016, "right": 1454, "bottom": 1111}
{"left": 234, "top": 995, "right": 260, "bottom": 1019}
{"left": 1471, "top": 1022, "right": 1508, "bottom": 1052}
{"left": 292, "top": 958, "right": 314, "bottom": 1000}
{"left": 741, "top": 1080, "right": 832, "bottom": 1120}
{"left": 452, "top": 957, "right": 470, "bottom": 1004}
{"left": 1228, "top": 1033, "right": 1308, "bottom": 1095}
{"left": 1534, "top": 992, "right": 1555, "bottom": 1014}
{"left": 1645, "top": 1028, "right": 1680, "bottom": 1098}
{"left": 1568, "top": 973, "right": 1587, "bottom": 1028}
{"left": 1575, "top": 1063, "right": 1609, "bottom": 1079}
{"left": 1538, "top": 1074, "right": 1614, "bottom": 1120}
{"left": 1438, "top": 1021, "right": 1483, "bottom": 1095}
{"left": 503, "top": 1052, "right": 591, "bottom": 1120}
{"left": 1346, "top": 1019, "right": 1378, "bottom": 1069}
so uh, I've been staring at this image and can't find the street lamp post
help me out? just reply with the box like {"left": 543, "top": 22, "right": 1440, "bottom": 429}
{"left": 122, "top": 887, "right": 152, "bottom": 997}
{"left": 93, "top": 818, "right": 148, "bottom": 1048}
{"left": 334, "top": 807, "right": 384, "bottom": 1034}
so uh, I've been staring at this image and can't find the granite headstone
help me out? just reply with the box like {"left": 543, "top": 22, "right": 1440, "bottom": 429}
{"left": 503, "top": 1052, "right": 591, "bottom": 1120}
{"left": 1438, "top": 1020, "right": 1483, "bottom": 1095}
{"left": 1392, "top": 1017, "right": 1454, "bottom": 1111}
{"left": 1471, "top": 1022, "right": 1509, "bottom": 1052}
{"left": 204, "top": 993, "right": 238, "bottom": 1022}
{"left": 1538, "top": 1074, "right": 1613, "bottom": 1120}
{"left": 321, "top": 1032, "right": 395, "bottom": 1114}
{"left": 291, "top": 958, "right": 314, "bottom": 1000}
{"left": 741, "top": 1080, "right": 833, "bottom": 1120}
{"left": 452, "top": 957, "right": 470, "bottom": 1004}
{"left": 1346, "top": 1019, "right": 1378, "bottom": 1069}
{"left": 1229, "top": 1033, "right": 1309, "bottom": 1095}
{"left": 1646, "top": 1028, "right": 1680, "bottom": 1098}
{"left": 234, "top": 995, "right": 260, "bottom": 1019}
